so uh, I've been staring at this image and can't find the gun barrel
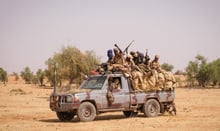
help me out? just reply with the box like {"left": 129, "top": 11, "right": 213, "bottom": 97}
{"left": 114, "top": 44, "right": 123, "bottom": 53}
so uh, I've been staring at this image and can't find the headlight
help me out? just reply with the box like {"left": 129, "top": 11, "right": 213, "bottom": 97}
{"left": 73, "top": 95, "right": 79, "bottom": 102}
{"left": 66, "top": 95, "right": 73, "bottom": 103}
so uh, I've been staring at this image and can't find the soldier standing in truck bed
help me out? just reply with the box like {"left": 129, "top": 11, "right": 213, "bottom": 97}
{"left": 112, "top": 48, "right": 124, "bottom": 65}
{"left": 150, "top": 55, "right": 161, "bottom": 71}
{"left": 108, "top": 48, "right": 125, "bottom": 72}
{"left": 107, "top": 49, "right": 113, "bottom": 64}
{"left": 150, "top": 55, "right": 163, "bottom": 90}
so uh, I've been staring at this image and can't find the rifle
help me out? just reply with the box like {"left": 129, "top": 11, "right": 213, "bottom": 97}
{"left": 124, "top": 40, "right": 134, "bottom": 54}
{"left": 114, "top": 44, "right": 123, "bottom": 53}
{"left": 145, "top": 49, "right": 150, "bottom": 63}
{"left": 145, "top": 49, "right": 148, "bottom": 57}
{"left": 114, "top": 40, "right": 134, "bottom": 54}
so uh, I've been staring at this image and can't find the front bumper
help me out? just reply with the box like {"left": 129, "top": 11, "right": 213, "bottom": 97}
{"left": 49, "top": 95, "right": 80, "bottom": 112}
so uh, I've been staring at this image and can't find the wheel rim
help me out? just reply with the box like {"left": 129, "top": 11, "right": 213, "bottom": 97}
{"left": 149, "top": 104, "right": 157, "bottom": 113}
{"left": 83, "top": 107, "right": 92, "bottom": 117}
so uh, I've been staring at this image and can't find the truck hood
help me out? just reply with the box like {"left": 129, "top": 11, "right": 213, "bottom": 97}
{"left": 54, "top": 88, "right": 92, "bottom": 95}
{"left": 69, "top": 88, "right": 92, "bottom": 94}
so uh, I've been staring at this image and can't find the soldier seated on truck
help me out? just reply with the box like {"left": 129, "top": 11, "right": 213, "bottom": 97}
{"left": 107, "top": 77, "right": 122, "bottom": 106}
{"left": 108, "top": 77, "right": 121, "bottom": 90}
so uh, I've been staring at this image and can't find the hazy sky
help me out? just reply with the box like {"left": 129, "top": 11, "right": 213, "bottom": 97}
{"left": 0, "top": 0, "right": 220, "bottom": 74}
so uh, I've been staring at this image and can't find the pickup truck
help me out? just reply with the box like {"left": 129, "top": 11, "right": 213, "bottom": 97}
{"left": 49, "top": 73, "right": 176, "bottom": 122}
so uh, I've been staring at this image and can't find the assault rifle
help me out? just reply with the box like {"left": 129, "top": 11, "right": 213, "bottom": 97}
{"left": 124, "top": 40, "right": 134, "bottom": 54}
{"left": 114, "top": 40, "right": 134, "bottom": 54}
{"left": 145, "top": 49, "right": 150, "bottom": 64}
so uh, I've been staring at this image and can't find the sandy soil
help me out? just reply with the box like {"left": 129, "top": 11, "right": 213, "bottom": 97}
{"left": 0, "top": 84, "right": 220, "bottom": 131}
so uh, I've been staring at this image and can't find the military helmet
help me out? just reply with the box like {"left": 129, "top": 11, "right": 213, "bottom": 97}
{"left": 127, "top": 54, "right": 133, "bottom": 59}
{"left": 126, "top": 55, "right": 133, "bottom": 61}
{"left": 130, "top": 51, "right": 135, "bottom": 56}
{"left": 130, "top": 51, "right": 138, "bottom": 57}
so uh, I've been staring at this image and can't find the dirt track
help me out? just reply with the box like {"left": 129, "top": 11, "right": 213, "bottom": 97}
{"left": 0, "top": 84, "right": 220, "bottom": 131}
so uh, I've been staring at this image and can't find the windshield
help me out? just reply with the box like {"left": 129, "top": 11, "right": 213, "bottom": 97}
{"left": 80, "top": 76, "right": 107, "bottom": 89}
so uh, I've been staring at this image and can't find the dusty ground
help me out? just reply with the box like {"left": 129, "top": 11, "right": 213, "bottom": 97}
{"left": 0, "top": 83, "right": 220, "bottom": 131}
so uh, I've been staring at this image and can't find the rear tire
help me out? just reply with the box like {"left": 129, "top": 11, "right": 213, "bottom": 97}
{"left": 143, "top": 99, "right": 160, "bottom": 117}
{"left": 77, "top": 102, "right": 96, "bottom": 122}
{"left": 56, "top": 112, "right": 75, "bottom": 121}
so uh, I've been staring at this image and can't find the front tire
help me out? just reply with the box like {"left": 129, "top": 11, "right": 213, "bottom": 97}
{"left": 143, "top": 99, "right": 160, "bottom": 117}
{"left": 77, "top": 102, "right": 96, "bottom": 122}
{"left": 56, "top": 112, "right": 75, "bottom": 121}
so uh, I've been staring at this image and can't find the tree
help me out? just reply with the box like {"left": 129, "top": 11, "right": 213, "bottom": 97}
{"left": 61, "top": 46, "right": 89, "bottom": 84}
{"left": 185, "top": 54, "right": 211, "bottom": 87}
{"left": 21, "top": 67, "right": 33, "bottom": 84}
{"left": 0, "top": 67, "right": 8, "bottom": 85}
{"left": 208, "top": 58, "right": 220, "bottom": 86}
{"left": 36, "top": 69, "right": 45, "bottom": 86}
{"left": 45, "top": 45, "right": 100, "bottom": 86}
{"left": 32, "top": 75, "right": 38, "bottom": 85}
{"left": 45, "top": 56, "right": 63, "bottom": 87}
{"left": 13, "top": 72, "right": 19, "bottom": 82}
{"left": 161, "top": 63, "right": 174, "bottom": 72}
{"left": 197, "top": 64, "right": 211, "bottom": 87}
{"left": 185, "top": 61, "right": 198, "bottom": 87}
{"left": 85, "top": 50, "right": 101, "bottom": 72}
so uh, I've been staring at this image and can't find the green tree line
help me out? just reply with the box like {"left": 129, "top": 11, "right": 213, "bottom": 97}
{"left": 185, "top": 54, "right": 220, "bottom": 87}
{"left": 1, "top": 46, "right": 219, "bottom": 88}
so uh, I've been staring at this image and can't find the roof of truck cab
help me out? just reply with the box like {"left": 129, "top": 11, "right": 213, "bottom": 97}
{"left": 90, "top": 72, "right": 125, "bottom": 77}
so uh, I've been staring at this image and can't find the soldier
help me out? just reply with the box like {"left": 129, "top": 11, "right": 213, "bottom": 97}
{"left": 113, "top": 78, "right": 121, "bottom": 90}
{"left": 124, "top": 55, "right": 136, "bottom": 72}
{"left": 112, "top": 48, "right": 124, "bottom": 65}
{"left": 130, "top": 51, "right": 139, "bottom": 65}
{"left": 144, "top": 50, "right": 151, "bottom": 70}
{"left": 124, "top": 55, "right": 146, "bottom": 91}
{"left": 107, "top": 77, "right": 115, "bottom": 106}
{"left": 107, "top": 49, "right": 113, "bottom": 64}
{"left": 137, "top": 51, "right": 145, "bottom": 65}
{"left": 108, "top": 48, "right": 125, "bottom": 72}
{"left": 150, "top": 55, "right": 162, "bottom": 90}
{"left": 150, "top": 55, "right": 161, "bottom": 71}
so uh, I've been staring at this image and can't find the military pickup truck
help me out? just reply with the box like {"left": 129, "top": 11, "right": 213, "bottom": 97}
{"left": 49, "top": 73, "right": 176, "bottom": 122}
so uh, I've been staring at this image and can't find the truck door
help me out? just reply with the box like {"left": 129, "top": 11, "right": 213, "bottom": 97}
{"left": 104, "top": 77, "right": 130, "bottom": 109}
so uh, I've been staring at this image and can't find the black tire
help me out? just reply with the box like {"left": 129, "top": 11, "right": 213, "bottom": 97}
{"left": 123, "top": 111, "right": 138, "bottom": 118}
{"left": 77, "top": 102, "right": 96, "bottom": 122}
{"left": 143, "top": 99, "right": 160, "bottom": 117}
{"left": 56, "top": 112, "right": 75, "bottom": 121}
{"left": 123, "top": 111, "right": 132, "bottom": 117}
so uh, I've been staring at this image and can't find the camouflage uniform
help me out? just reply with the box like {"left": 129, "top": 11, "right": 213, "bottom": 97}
{"left": 108, "top": 48, "right": 125, "bottom": 72}
{"left": 112, "top": 48, "right": 124, "bottom": 65}
{"left": 113, "top": 78, "right": 121, "bottom": 90}
{"left": 150, "top": 55, "right": 161, "bottom": 71}
{"left": 130, "top": 51, "right": 139, "bottom": 65}
{"left": 107, "top": 77, "right": 115, "bottom": 106}
{"left": 150, "top": 55, "right": 162, "bottom": 90}
{"left": 124, "top": 55, "right": 145, "bottom": 91}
